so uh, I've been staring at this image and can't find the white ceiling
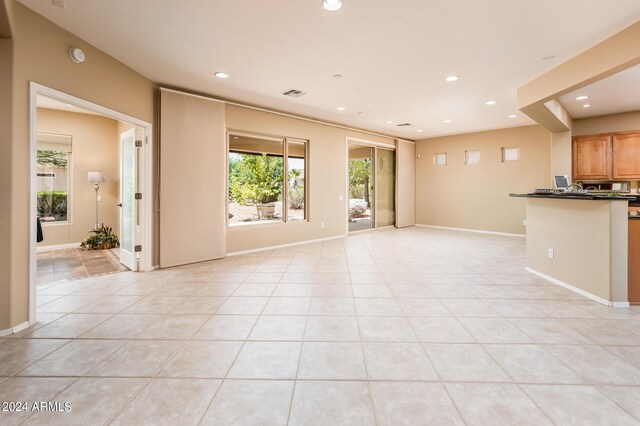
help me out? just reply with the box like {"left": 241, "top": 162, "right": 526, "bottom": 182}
{"left": 558, "top": 64, "right": 640, "bottom": 119}
{"left": 18, "top": 0, "right": 640, "bottom": 139}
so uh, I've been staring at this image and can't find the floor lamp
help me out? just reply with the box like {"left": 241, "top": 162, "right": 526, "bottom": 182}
{"left": 88, "top": 171, "right": 105, "bottom": 230}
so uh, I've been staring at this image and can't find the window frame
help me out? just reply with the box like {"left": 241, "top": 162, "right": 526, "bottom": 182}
{"left": 227, "top": 131, "right": 308, "bottom": 227}
{"left": 36, "top": 132, "right": 73, "bottom": 226}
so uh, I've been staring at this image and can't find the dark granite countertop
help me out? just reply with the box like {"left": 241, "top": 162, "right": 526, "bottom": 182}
{"left": 510, "top": 193, "right": 636, "bottom": 201}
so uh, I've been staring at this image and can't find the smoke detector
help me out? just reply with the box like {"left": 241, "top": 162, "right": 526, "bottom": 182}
{"left": 397, "top": 123, "right": 412, "bottom": 127}
{"left": 69, "top": 47, "right": 85, "bottom": 64}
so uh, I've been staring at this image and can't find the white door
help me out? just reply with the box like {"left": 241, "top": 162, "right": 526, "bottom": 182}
{"left": 119, "top": 128, "right": 138, "bottom": 271}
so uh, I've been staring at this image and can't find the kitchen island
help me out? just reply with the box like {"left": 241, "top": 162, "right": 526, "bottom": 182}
{"left": 511, "top": 193, "right": 632, "bottom": 306}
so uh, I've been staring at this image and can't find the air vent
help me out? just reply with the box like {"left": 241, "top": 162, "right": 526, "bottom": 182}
{"left": 397, "top": 123, "right": 412, "bottom": 127}
{"left": 282, "top": 89, "right": 308, "bottom": 98}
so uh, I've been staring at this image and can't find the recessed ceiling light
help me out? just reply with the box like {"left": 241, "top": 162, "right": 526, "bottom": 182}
{"left": 385, "top": 121, "right": 393, "bottom": 124}
{"left": 214, "top": 72, "right": 229, "bottom": 79}
{"left": 337, "top": 106, "right": 346, "bottom": 111}
{"left": 583, "top": 104, "right": 591, "bottom": 108}
{"left": 443, "top": 120, "right": 452, "bottom": 123}
{"left": 445, "top": 75, "right": 459, "bottom": 82}
{"left": 576, "top": 95, "right": 589, "bottom": 101}
{"left": 508, "top": 114, "right": 517, "bottom": 118}
{"left": 417, "top": 129, "right": 424, "bottom": 133}
{"left": 484, "top": 100, "right": 496, "bottom": 105}
{"left": 322, "top": 0, "right": 342, "bottom": 11}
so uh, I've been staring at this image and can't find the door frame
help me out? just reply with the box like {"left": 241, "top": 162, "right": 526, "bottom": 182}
{"left": 28, "top": 82, "right": 154, "bottom": 325}
{"left": 345, "top": 137, "right": 395, "bottom": 235}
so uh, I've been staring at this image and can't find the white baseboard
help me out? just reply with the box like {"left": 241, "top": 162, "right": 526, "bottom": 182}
{"left": 416, "top": 224, "right": 525, "bottom": 238}
{"left": 525, "top": 267, "right": 624, "bottom": 307}
{"left": 37, "top": 242, "right": 81, "bottom": 252}
{"left": 0, "top": 321, "right": 31, "bottom": 337}
{"left": 227, "top": 235, "right": 346, "bottom": 257}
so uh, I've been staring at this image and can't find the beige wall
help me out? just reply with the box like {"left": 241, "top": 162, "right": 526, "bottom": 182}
{"left": 1, "top": 1, "right": 155, "bottom": 330}
{"left": 526, "top": 198, "right": 628, "bottom": 303}
{"left": 551, "top": 131, "right": 572, "bottom": 180}
{"left": 572, "top": 110, "right": 640, "bottom": 136}
{"left": 36, "top": 108, "right": 119, "bottom": 247}
{"left": 415, "top": 125, "right": 551, "bottom": 235}
{"left": 226, "top": 105, "right": 396, "bottom": 253}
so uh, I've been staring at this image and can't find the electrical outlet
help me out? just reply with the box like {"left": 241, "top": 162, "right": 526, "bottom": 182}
{"left": 548, "top": 249, "right": 554, "bottom": 259}
{"left": 97, "top": 195, "right": 102, "bottom": 202}
{"left": 522, "top": 219, "right": 527, "bottom": 226}
{"left": 320, "top": 222, "right": 325, "bottom": 229}
{"left": 338, "top": 195, "right": 344, "bottom": 201}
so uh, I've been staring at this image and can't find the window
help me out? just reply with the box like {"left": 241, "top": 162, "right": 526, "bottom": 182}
{"left": 36, "top": 133, "right": 72, "bottom": 223}
{"left": 228, "top": 132, "right": 307, "bottom": 226}
{"left": 465, "top": 150, "right": 480, "bottom": 165}
{"left": 433, "top": 152, "right": 447, "bottom": 166}
{"left": 502, "top": 146, "right": 519, "bottom": 162}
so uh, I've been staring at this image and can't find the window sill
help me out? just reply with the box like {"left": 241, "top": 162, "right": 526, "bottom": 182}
{"left": 228, "top": 220, "right": 309, "bottom": 230}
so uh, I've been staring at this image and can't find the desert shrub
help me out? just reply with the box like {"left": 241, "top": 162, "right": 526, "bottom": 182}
{"left": 288, "top": 185, "right": 305, "bottom": 209}
{"left": 349, "top": 199, "right": 367, "bottom": 219}
{"left": 349, "top": 184, "right": 365, "bottom": 200}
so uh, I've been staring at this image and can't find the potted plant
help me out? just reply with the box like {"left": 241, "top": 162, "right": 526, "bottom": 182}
{"left": 230, "top": 154, "right": 283, "bottom": 219}
{"left": 80, "top": 224, "right": 120, "bottom": 250}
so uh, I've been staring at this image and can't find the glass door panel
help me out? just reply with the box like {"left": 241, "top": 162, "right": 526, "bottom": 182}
{"left": 376, "top": 149, "right": 395, "bottom": 227}
{"left": 348, "top": 144, "right": 374, "bottom": 232}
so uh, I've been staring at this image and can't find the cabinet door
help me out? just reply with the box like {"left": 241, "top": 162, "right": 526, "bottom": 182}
{"left": 572, "top": 136, "right": 612, "bottom": 180}
{"left": 613, "top": 133, "right": 640, "bottom": 179}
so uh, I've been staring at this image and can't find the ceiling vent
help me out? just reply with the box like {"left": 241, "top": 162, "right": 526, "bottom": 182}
{"left": 282, "top": 89, "right": 308, "bottom": 98}
{"left": 397, "top": 123, "right": 412, "bottom": 127}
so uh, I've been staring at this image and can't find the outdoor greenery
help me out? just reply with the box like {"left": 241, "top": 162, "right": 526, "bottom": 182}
{"left": 349, "top": 159, "right": 372, "bottom": 207}
{"left": 288, "top": 185, "right": 305, "bottom": 209}
{"left": 37, "top": 191, "right": 68, "bottom": 221}
{"left": 37, "top": 150, "right": 68, "bottom": 168}
{"left": 80, "top": 224, "right": 120, "bottom": 250}
{"left": 229, "top": 153, "right": 284, "bottom": 205}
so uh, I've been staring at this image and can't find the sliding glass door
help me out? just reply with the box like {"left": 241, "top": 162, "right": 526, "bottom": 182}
{"left": 376, "top": 148, "right": 395, "bottom": 227}
{"left": 348, "top": 144, "right": 375, "bottom": 232}
{"left": 348, "top": 143, "right": 395, "bottom": 232}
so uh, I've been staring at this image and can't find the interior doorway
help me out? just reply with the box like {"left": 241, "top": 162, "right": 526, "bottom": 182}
{"left": 29, "top": 83, "right": 153, "bottom": 325}
{"left": 347, "top": 139, "right": 396, "bottom": 233}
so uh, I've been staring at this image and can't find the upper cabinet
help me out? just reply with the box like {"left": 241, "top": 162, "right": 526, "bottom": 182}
{"left": 613, "top": 133, "right": 640, "bottom": 179}
{"left": 572, "top": 135, "right": 612, "bottom": 180}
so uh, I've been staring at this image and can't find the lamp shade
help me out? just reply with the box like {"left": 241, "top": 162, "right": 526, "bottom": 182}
{"left": 87, "top": 171, "right": 105, "bottom": 184}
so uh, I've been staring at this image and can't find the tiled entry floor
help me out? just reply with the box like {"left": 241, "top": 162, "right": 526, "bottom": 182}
{"left": 37, "top": 248, "right": 128, "bottom": 285}
{"left": 4, "top": 227, "right": 640, "bottom": 425}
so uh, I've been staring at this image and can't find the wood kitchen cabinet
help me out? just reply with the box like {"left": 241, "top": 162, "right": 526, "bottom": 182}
{"left": 572, "top": 135, "right": 612, "bottom": 180}
{"left": 613, "top": 133, "right": 640, "bottom": 179}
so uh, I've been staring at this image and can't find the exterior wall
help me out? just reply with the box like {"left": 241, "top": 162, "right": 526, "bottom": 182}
{"left": 415, "top": 125, "right": 551, "bottom": 235}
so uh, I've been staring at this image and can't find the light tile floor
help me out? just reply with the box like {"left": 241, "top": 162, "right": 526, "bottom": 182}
{"left": 3, "top": 227, "right": 640, "bottom": 425}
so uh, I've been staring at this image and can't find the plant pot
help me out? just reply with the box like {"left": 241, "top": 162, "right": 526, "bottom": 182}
{"left": 256, "top": 203, "right": 275, "bottom": 220}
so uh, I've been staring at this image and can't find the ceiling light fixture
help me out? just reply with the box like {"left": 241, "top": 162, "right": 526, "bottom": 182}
{"left": 508, "top": 114, "right": 517, "bottom": 118}
{"left": 576, "top": 95, "right": 589, "bottom": 101}
{"left": 214, "top": 72, "right": 229, "bottom": 79}
{"left": 484, "top": 100, "right": 496, "bottom": 105}
{"left": 323, "top": 0, "right": 342, "bottom": 11}
{"left": 337, "top": 106, "right": 346, "bottom": 111}
{"left": 445, "top": 75, "right": 459, "bottom": 82}
{"left": 583, "top": 104, "right": 591, "bottom": 108}
{"left": 417, "top": 129, "right": 424, "bottom": 133}
{"left": 444, "top": 120, "right": 452, "bottom": 123}
{"left": 385, "top": 121, "right": 393, "bottom": 124}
